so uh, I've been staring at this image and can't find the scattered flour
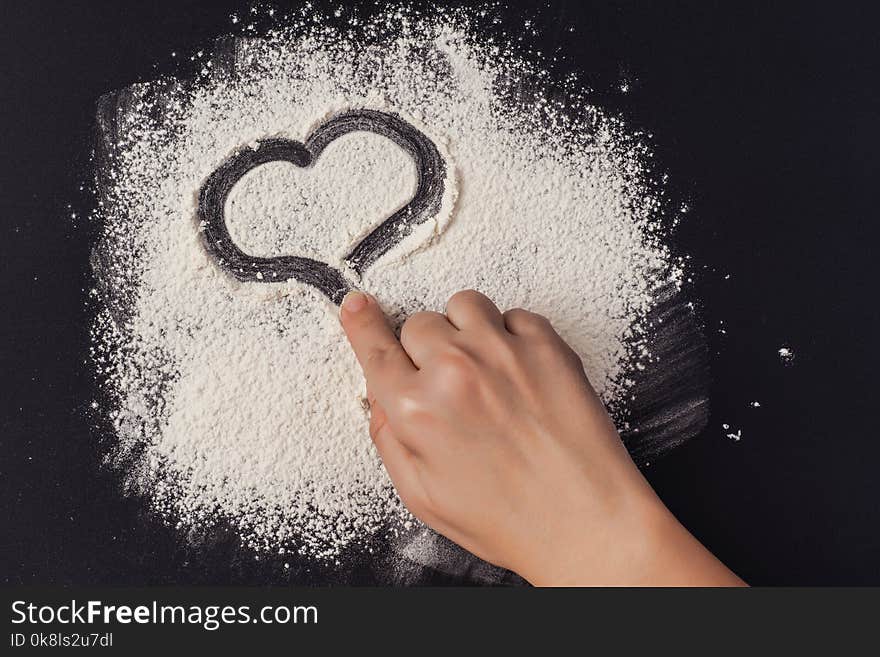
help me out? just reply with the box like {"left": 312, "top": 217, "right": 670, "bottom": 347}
{"left": 91, "top": 7, "right": 680, "bottom": 561}
{"left": 778, "top": 345, "right": 795, "bottom": 365}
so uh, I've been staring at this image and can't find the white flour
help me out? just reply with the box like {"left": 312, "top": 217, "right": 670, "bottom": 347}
{"left": 91, "top": 7, "right": 680, "bottom": 561}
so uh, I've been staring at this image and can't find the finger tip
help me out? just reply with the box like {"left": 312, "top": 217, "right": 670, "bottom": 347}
{"left": 340, "top": 290, "right": 369, "bottom": 316}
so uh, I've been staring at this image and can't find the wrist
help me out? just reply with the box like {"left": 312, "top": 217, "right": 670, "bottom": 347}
{"left": 510, "top": 477, "right": 666, "bottom": 585}
{"left": 515, "top": 477, "right": 744, "bottom": 586}
{"left": 629, "top": 500, "right": 747, "bottom": 586}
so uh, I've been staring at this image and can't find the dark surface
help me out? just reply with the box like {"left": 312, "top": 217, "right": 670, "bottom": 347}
{"left": 1, "top": 0, "right": 878, "bottom": 586}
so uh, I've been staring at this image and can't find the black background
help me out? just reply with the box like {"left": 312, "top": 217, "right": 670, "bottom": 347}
{"left": 1, "top": 0, "right": 878, "bottom": 586}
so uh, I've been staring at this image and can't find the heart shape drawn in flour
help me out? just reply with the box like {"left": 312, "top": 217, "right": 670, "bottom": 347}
{"left": 197, "top": 109, "right": 446, "bottom": 304}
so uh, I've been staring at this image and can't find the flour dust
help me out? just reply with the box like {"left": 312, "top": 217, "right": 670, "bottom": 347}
{"left": 89, "top": 6, "right": 707, "bottom": 580}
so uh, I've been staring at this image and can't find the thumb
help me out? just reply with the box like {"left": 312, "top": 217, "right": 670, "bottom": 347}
{"left": 339, "top": 291, "right": 416, "bottom": 395}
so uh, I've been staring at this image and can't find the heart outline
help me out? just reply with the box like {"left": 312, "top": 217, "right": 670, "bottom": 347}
{"left": 197, "top": 109, "right": 446, "bottom": 304}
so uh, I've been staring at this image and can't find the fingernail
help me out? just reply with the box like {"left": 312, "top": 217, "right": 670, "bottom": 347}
{"left": 341, "top": 290, "right": 368, "bottom": 313}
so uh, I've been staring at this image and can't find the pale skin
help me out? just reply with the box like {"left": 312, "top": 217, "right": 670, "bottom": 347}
{"left": 340, "top": 289, "right": 745, "bottom": 586}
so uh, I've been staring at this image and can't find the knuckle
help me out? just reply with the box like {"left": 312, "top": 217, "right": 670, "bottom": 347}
{"left": 398, "top": 317, "right": 417, "bottom": 343}
{"left": 503, "top": 307, "right": 529, "bottom": 321}
{"left": 526, "top": 311, "right": 553, "bottom": 331}
{"left": 402, "top": 311, "right": 430, "bottom": 329}
{"left": 447, "top": 288, "right": 484, "bottom": 308}
{"left": 505, "top": 308, "right": 553, "bottom": 334}
{"left": 400, "top": 311, "right": 443, "bottom": 339}
{"left": 432, "top": 347, "right": 480, "bottom": 400}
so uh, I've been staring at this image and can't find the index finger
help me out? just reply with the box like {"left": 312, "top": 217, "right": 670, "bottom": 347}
{"left": 339, "top": 291, "right": 417, "bottom": 396}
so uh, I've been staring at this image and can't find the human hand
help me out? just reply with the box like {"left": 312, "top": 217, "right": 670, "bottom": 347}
{"left": 340, "top": 289, "right": 744, "bottom": 586}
